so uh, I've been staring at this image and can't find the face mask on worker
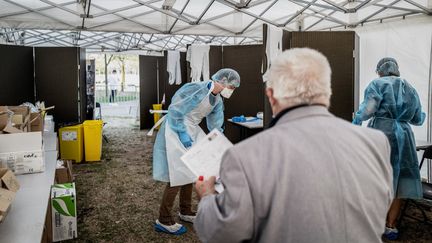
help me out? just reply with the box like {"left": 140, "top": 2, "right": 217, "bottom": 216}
{"left": 220, "top": 88, "right": 234, "bottom": 99}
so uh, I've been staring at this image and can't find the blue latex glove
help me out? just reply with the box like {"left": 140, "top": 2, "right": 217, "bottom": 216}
{"left": 178, "top": 132, "right": 193, "bottom": 148}
{"left": 232, "top": 115, "right": 246, "bottom": 122}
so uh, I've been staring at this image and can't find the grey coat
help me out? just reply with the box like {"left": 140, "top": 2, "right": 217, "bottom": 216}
{"left": 195, "top": 106, "right": 393, "bottom": 243}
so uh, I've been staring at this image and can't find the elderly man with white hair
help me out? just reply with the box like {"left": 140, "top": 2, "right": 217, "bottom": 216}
{"left": 194, "top": 48, "right": 394, "bottom": 243}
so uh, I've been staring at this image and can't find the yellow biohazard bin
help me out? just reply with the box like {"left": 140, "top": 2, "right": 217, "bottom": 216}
{"left": 153, "top": 104, "right": 163, "bottom": 129}
{"left": 59, "top": 124, "right": 84, "bottom": 163}
{"left": 83, "top": 120, "right": 103, "bottom": 162}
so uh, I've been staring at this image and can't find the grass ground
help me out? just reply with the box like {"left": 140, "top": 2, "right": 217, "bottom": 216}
{"left": 68, "top": 117, "right": 432, "bottom": 243}
{"left": 69, "top": 118, "right": 199, "bottom": 243}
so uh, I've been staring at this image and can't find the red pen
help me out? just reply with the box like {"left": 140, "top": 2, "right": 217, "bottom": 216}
{"left": 198, "top": 175, "right": 204, "bottom": 181}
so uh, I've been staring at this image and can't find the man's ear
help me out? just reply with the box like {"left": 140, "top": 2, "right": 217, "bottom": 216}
{"left": 266, "top": 87, "right": 276, "bottom": 106}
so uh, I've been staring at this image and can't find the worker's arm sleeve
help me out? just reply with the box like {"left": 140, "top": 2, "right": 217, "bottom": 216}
{"left": 206, "top": 100, "right": 224, "bottom": 133}
{"left": 167, "top": 84, "right": 204, "bottom": 133}
{"left": 194, "top": 148, "right": 254, "bottom": 243}
{"left": 353, "top": 82, "right": 382, "bottom": 125}
{"left": 409, "top": 89, "right": 426, "bottom": 126}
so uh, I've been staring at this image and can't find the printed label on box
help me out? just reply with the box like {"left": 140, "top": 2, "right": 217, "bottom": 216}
{"left": 62, "top": 131, "right": 77, "bottom": 141}
{"left": 51, "top": 183, "right": 77, "bottom": 242}
{"left": 0, "top": 151, "right": 44, "bottom": 175}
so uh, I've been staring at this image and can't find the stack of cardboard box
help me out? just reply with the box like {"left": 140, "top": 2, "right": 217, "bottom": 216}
{"left": 55, "top": 160, "right": 74, "bottom": 184}
{"left": 0, "top": 105, "right": 46, "bottom": 175}
{"left": 0, "top": 106, "right": 45, "bottom": 134}
{"left": 0, "top": 168, "right": 20, "bottom": 223}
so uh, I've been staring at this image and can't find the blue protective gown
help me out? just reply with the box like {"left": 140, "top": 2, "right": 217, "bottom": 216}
{"left": 353, "top": 76, "right": 425, "bottom": 199}
{"left": 152, "top": 81, "right": 225, "bottom": 182}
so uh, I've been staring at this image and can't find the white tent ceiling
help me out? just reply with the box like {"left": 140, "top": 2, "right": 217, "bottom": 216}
{"left": 0, "top": 0, "right": 431, "bottom": 52}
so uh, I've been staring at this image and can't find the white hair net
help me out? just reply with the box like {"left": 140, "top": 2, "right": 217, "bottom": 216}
{"left": 211, "top": 68, "right": 241, "bottom": 88}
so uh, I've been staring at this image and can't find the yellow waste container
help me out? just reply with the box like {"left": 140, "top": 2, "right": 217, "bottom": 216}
{"left": 153, "top": 104, "right": 162, "bottom": 129}
{"left": 83, "top": 120, "right": 103, "bottom": 162}
{"left": 59, "top": 124, "right": 83, "bottom": 163}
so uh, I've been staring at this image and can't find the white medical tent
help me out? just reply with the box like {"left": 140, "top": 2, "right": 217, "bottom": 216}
{"left": 0, "top": 0, "right": 431, "bottom": 139}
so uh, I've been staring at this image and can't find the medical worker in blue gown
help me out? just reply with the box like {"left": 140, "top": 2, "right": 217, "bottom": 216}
{"left": 152, "top": 68, "right": 241, "bottom": 235}
{"left": 353, "top": 57, "right": 425, "bottom": 240}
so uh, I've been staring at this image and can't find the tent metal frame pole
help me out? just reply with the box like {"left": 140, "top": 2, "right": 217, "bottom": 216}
{"left": 247, "top": 0, "right": 274, "bottom": 8}
{"left": 171, "top": 10, "right": 236, "bottom": 33}
{"left": 81, "top": 33, "right": 124, "bottom": 48}
{"left": 215, "top": 0, "right": 282, "bottom": 27}
{"left": 195, "top": 0, "right": 216, "bottom": 24}
{"left": 373, "top": 3, "right": 425, "bottom": 14}
{"left": 315, "top": 11, "right": 420, "bottom": 31}
{"left": 321, "top": 0, "right": 348, "bottom": 13}
{"left": 0, "top": 0, "right": 75, "bottom": 18}
{"left": 168, "top": 0, "right": 191, "bottom": 33}
{"left": 175, "top": 10, "right": 239, "bottom": 34}
{"left": 2, "top": 0, "right": 76, "bottom": 28}
{"left": 39, "top": 0, "right": 82, "bottom": 16}
{"left": 173, "top": 35, "right": 185, "bottom": 49}
{"left": 354, "top": 0, "right": 372, "bottom": 11}
{"left": 305, "top": 8, "right": 339, "bottom": 30}
{"left": 282, "top": 0, "right": 317, "bottom": 27}
{"left": 91, "top": 0, "right": 162, "bottom": 18}
{"left": 163, "top": 36, "right": 173, "bottom": 49}
{"left": 290, "top": 0, "right": 349, "bottom": 26}
{"left": 90, "top": 3, "right": 162, "bottom": 33}
{"left": 239, "top": 0, "right": 278, "bottom": 34}
{"left": 290, "top": 0, "right": 340, "bottom": 11}
{"left": 132, "top": 0, "right": 193, "bottom": 24}
{"left": 25, "top": 32, "right": 69, "bottom": 46}
{"left": 77, "top": 33, "right": 121, "bottom": 49}
{"left": 87, "top": 10, "right": 156, "bottom": 30}
{"left": 304, "top": 1, "right": 350, "bottom": 30}
{"left": 404, "top": 0, "right": 432, "bottom": 14}
{"left": 25, "top": 30, "right": 74, "bottom": 46}
{"left": 358, "top": 0, "right": 401, "bottom": 24}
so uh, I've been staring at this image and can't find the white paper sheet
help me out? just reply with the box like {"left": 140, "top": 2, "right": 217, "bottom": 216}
{"left": 181, "top": 129, "right": 233, "bottom": 179}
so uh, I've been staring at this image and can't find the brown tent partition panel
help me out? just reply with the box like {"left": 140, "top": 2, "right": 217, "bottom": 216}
{"left": 0, "top": 45, "right": 35, "bottom": 105}
{"left": 139, "top": 55, "right": 163, "bottom": 129}
{"left": 289, "top": 31, "right": 359, "bottom": 121}
{"left": 34, "top": 47, "right": 86, "bottom": 126}
{"left": 262, "top": 25, "right": 359, "bottom": 125}
{"left": 79, "top": 48, "right": 87, "bottom": 121}
{"left": 222, "top": 45, "right": 264, "bottom": 143}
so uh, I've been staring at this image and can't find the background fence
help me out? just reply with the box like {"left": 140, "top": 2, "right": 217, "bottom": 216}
{"left": 95, "top": 84, "right": 139, "bottom": 103}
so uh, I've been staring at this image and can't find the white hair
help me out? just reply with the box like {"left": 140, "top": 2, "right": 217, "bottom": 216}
{"left": 267, "top": 48, "right": 332, "bottom": 108}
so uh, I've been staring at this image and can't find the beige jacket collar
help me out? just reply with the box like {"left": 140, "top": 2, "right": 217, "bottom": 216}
{"left": 274, "top": 105, "right": 333, "bottom": 126}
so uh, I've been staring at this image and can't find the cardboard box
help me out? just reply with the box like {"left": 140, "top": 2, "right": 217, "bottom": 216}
{"left": 0, "top": 168, "right": 20, "bottom": 224}
{"left": 0, "top": 168, "right": 20, "bottom": 192}
{"left": 0, "top": 132, "right": 44, "bottom": 175}
{"left": 0, "top": 106, "right": 11, "bottom": 132}
{"left": 55, "top": 160, "right": 73, "bottom": 184}
{"left": 42, "top": 200, "right": 53, "bottom": 243}
{"left": 9, "top": 106, "right": 30, "bottom": 132}
{"left": 30, "top": 112, "right": 44, "bottom": 132}
{"left": 0, "top": 151, "right": 45, "bottom": 175}
{"left": 51, "top": 183, "right": 77, "bottom": 242}
{"left": 0, "top": 188, "right": 14, "bottom": 223}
